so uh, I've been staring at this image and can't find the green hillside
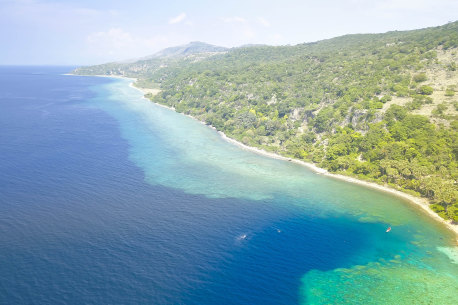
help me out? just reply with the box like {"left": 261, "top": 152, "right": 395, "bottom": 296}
{"left": 73, "top": 41, "right": 228, "bottom": 88}
{"left": 75, "top": 22, "right": 458, "bottom": 221}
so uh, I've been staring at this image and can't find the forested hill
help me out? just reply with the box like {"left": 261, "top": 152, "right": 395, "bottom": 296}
{"left": 75, "top": 21, "right": 458, "bottom": 222}
{"left": 73, "top": 41, "right": 228, "bottom": 87}
{"left": 146, "top": 41, "right": 228, "bottom": 58}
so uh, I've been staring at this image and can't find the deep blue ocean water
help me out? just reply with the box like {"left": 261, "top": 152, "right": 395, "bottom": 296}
{"left": 0, "top": 66, "right": 456, "bottom": 304}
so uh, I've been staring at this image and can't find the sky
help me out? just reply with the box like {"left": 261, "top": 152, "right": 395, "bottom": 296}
{"left": 1, "top": 0, "right": 457, "bottom": 65}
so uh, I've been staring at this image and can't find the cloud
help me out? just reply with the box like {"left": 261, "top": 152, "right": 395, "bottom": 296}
{"left": 87, "top": 28, "right": 133, "bottom": 51}
{"left": 257, "top": 17, "right": 270, "bottom": 27}
{"left": 271, "top": 33, "right": 283, "bottom": 45}
{"left": 169, "top": 12, "right": 186, "bottom": 24}
{"left": 84, "top": 28, "right": 179, "bottom": 62}
{"left": 221, "top": 16, "right": 246, "bottom": 23}
{"left": 365, "top": 0, "right": 458, "bottom": 13}
{"left": 374, "top": 0, "right": 436, "bottom": 10}
{"left": 243, "top": 28, "right": 256, "bottom": 39}
{"left": 222, "top": 16, "right": 270, "bottom": 28}
{"left": 0, "top": 0, "right": 124, "bottom": 34}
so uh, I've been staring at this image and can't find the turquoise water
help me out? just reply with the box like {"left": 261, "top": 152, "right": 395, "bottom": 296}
{"left": 0, "top": 67, "right": 456, "bottom": 304}
{"left": 93, "top": 77, "right": 458, "bottom": 303}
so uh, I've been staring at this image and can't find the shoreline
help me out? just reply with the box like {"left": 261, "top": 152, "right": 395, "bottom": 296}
{"left": 218, "top": 130, "right": 458, "bottom": 238}
{"left": 79, "top": 74, "right": 458, "bottom": 239}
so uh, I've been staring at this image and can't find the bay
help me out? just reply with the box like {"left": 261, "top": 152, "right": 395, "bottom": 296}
{"left": 0, "top": 66, "right": 456, "bottom": 304}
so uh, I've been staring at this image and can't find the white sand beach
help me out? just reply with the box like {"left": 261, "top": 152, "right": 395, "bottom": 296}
{"left": 94, "top": 75, "right": 458, "bottom": 239}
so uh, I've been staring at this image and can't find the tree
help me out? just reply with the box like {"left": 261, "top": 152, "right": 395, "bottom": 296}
{"left": 418, "top": 85, "right": 433, "bottom": 95}
{"left": 412, "top": 73, "right": 427, "bottom": 83}
{"left": 445, "top": 89, "right": 455, "bottom": 97}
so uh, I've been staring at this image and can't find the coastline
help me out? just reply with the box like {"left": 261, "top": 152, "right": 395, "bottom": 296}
{"left": 80, "top": 74, "right": 458, "bottom": 239}
{"left": 64, "top": 73, "right": 138, "bottom": 82}
{"left": 218, "top": 130, "right": 458, "bottom": 238}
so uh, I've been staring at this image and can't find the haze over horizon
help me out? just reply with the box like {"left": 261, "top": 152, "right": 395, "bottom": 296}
{"left": 1, "top": 0, "right": 457, "bottom": 65}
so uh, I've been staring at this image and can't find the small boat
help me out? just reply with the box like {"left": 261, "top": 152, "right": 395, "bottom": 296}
{"left": 386, "top": 227, "right": 391, "bottom": 233}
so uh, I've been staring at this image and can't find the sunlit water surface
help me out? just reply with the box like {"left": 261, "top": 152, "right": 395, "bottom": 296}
{"left": 0, "top": 67, "right": 456, "bottom": 304}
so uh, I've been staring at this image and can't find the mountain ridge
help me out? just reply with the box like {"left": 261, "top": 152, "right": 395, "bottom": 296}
{"left": 145, "top": 41, "right": 228, "bottom": 59}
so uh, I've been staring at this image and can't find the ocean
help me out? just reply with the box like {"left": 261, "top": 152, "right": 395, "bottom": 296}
{"left": 0, "top": 66, "right": 456, "bottom": 304}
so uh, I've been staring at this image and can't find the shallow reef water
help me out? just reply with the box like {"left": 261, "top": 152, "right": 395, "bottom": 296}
{"left": 0, "top": 67, "right": 456, "bottom": 304}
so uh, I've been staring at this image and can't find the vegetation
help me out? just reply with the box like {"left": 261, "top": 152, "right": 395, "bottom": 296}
{"left": 445, "top": 86, "right": 455, "bottom": 97}
{"left": 74, "top": 42, "right": 228, "bottom": 84}
{"left": 75, "top": 22, "right": 458, "bottom": 222}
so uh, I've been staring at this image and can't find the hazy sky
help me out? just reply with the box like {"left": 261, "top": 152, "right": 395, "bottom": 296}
{"left": 1, "top": 0, "right": 457, "bottom": 65}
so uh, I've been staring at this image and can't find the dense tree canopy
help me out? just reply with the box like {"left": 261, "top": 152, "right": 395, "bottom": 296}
{"left": 75, "top": 21, "right": 458, "bottom": 221}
